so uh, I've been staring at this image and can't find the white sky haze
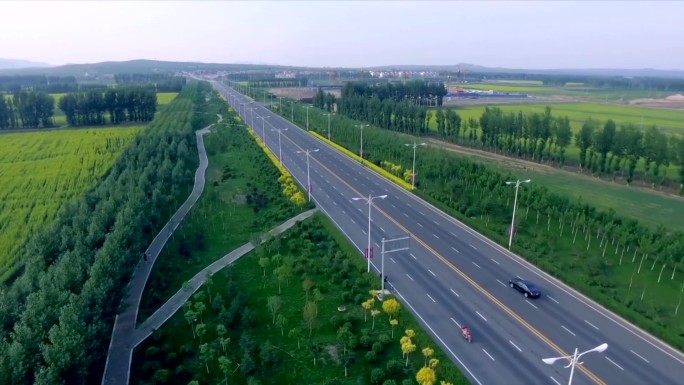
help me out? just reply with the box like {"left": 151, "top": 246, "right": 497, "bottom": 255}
{"left": 1, "top": 1, "right": 682, "bottom": 70}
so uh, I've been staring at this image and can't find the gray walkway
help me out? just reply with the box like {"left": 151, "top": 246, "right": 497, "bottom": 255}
{"left": 131, "top": 208, "right": 317, "bottom": 347}
{"left": 102, "top": 117, "right": 219, "bottom": 385}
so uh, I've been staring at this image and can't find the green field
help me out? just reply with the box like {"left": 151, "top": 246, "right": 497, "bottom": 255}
{"left": 0, "top": 127, "right": 142, "bottom": 281}
{"left": 436, "top": 103, "right": 684, "bottom": 134}
{"left": 156, "top": 92, "right": 178, "bottom": 105}
{"left": 461, "top": 83, "right": 677, "bottom": 101}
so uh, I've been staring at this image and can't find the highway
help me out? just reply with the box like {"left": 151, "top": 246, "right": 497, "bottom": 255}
{"left": 210, "top": 80, "right": 684, "bottom": 385}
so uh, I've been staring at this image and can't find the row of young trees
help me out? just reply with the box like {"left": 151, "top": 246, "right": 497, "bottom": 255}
{"left": 274, "top": 98, "right": 684, "bottom": 350}
{"left": 0, "top": 82, "right": 218, "bottom": 384}
{"left": 0, "top": 91, "right": 54, "bottom": 129}
{"left": 342, "top": 80, "right": 448, "bottom": 106}
{"left": 434, "top": 106, "right": 684, "bottom": 188}
{"left": 114, "top": 73, "right": 186, "bottom": 92}
{"left": 0, "top": 75, "right": 78, "bottom": 93}
{"left": 58, "top": 88, "right": 157, "bottom": 126}
{"left": 311, "top": 87, "right": 337, "bottom": 112}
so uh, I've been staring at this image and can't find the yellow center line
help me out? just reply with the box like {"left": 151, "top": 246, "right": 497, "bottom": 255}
{"left": 274, "top": 125, "right": 606, "bottom": 385}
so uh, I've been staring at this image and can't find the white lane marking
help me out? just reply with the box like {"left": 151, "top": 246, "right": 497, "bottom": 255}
{"left": 350, "top": 218, "right": 356, "bottom": 224}
{"left": 547, "top": 295, "right": 560, "bottom": 304}
{"left": 450, "top": 288, "right": 460, "bottom": 297}
{"left": 390, "top": 257, "right": 396, "bottom": 264}
{"left": 417, "top": 222, "right": 424, "bottom": 228}
{"left": 427, "top": 294, "right": 436, "bottom": 303}
{"left": 342, "top": 210, "right": 346, "bottom": 214}
{"left": 403, "top": 213, "right": 409, "bottom": 218}
{"left": 410, "top": 253, "right": 417, "bottom": 260}
{"left": 333, "top": 201, "right": 337, "bottom": 205}
{"left": 496, "top": 279, "right": 507, "bottom": 287}
{"left": 428, "top": 270, "right": 436, "bottom": 277}
{"left": 361, "top": 230, "right": 366, "bottom": 235}
{"left": 420, "top": 211, "right": 426, "bottom": 216}
{"left": 380, "top": 226, "right": 386, "bottom": 232}
{"left": 491, "top": 258, "right": 500, "bottom": 265}
{"left": 584, "top": 319, "right": 599, "bottom": 330}
{"left": 433, "top": 234, "right": 440, "bottom": 239}
{"left": 525, "top": 300, "right": 538, "bottom": 309}
{"left": 509, "top": 340, "right": 522, "bottom": 352}
{"left": 561, "top": 325, "right": 576, "bottom": 337}
{"left": 433, "top": 220, "right": 439, "bottom": 226}
{"left": 332, "top": 185, "right": 337, "bottom": 190}
{"left": 482, "top": 348, "right": 495, "bottom": 361}
{"left": 451, "top": 317, "right": 461, "bottom": 328}
{"left": 391, "top": 203, "right": 396, "bottom": 208}
{"left": 630, "top": 349, "right": 650, "bottom": 363}
{"left": 450, "top": 231, "right": 457, "bottom": 237}
{"left": 472, "top": 262, "right": 481, "bottom": 269}
{"left": 476, "top": 311, "right": 487, "bottom": 322}
{"left": 374, "top": 242, "right": 380, "bottom": 247}
{"left": 406, "top": 274, "right": 414, "bottom": 281}
{"left": 469, "top": 244, "right": 477, "bottom": 250}
{"left": 451, "top": 247, "right": 460, "bottom": 253}
{"left": 550, "top": 376, "right": 561, "bottom": 385}
{"left": 605, "top": 356, "right": 624, "bottom": 370}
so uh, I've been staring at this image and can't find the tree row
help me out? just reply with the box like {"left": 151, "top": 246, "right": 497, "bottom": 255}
{"left": 58, "top": 88, "right": 157, "bottom": 126}
{"left": 0, "top": 82, "right": 220, "bottom": 384}
{"left": 0, "top": 91, "right": 54, "bottom": 129}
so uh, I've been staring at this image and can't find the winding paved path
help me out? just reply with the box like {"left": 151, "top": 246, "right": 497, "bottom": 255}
{"left": 101, "top": 117, "right": 218, "bottom": 385}
{"left": 101, "top": 114, "right": 318, "bottom": 385}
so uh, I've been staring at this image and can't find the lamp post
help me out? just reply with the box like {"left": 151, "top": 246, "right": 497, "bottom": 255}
{"left": 323, "top": 113, "right": 333, "bottom": 140}
{"left": 404, "top": 141, "right": 426, "bottom": 189}
{"left": 295, "top": 148, "right": 319, "bottom": 201}
{"left": 542, "top": 343, "right": 608, "bottom": 385}
{"left": 257, "top": 115, "right": 270, "bottom": 140}
{"left": 290, "top": 101, "right": 295, "bottom": 121}
{"left": 355, "top": 124, "right": 369, "bottom": 161}
{"left": 263, "top": 91, "right": 267, "bottom": 105}
{"left": 271, "top": 127, "right": 288, "bottom": 164}
{"left": 305, "top": 105, "right": 313, "bottom": 130}
{"left": 505, "top": 179, "right": 531, "bottom": 250}
{"left": 248, "top": 108, "right": 255, "bottom": 128}
{"left": 352, "top": 194, "right": 387, "bottom": 272}
{"left": 279, "top": 96, "right": 282, "bottom": 112}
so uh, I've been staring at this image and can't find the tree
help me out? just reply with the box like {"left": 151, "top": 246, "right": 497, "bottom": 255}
{"left": 267, "top": 295, "right": 283, "bottom": 324}
{"left": 184, "top": 306, "right": 198, "bottom": 339}
{"left": 401, "top": 341, "right": 416, "bottom": 366}
{"left": 218, "top": 355, "right": 233, "bottom": 385}
{"left": 371, "top": 309, "right": 381, "bottom": 330}
{"left": 337, "top": 326, "right": 354, "bottom": 355}
{"left": 195, "top": 323, "right": 207, "bottom": 343}
{"left": 422, "top": 347, "right": 435, "bottom": 367}
{"left": 554, "top": 116, "right": 572, "bottom": 167}
{"left": 416, "top": 367, "right": 436, "bottom": 385}
{"left": 275, "top": 314, "right": 288, "bottom": 337}
{"left": 362, "top": 299, "right": 374, "bottom": 322}
{"left": 199, "top": 343, "right": 215, "bottom": 374}
{"left": 303, "top": 301, "right": 318, "bottom": 337}
{"left": 593, "top": 119, "right": 616, "bottom": 173}
{"left": 302, "top": 277, "right": 314, "bottom": 302}
{"left": 382, "top": 298, "right": 401, "bottom": 320}
{"left": 259, "top": 256, "right": 270, "bottom": 277}
{"left": 389, "top": 319, "right": 398, "bottom": 338}
{"left": 575, "top": 119, "right": 596, "bottom": 170}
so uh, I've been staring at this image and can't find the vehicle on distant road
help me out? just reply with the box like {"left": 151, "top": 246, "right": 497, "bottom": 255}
{"left": 509, "top": 277, "right": 541, "bottom": 298}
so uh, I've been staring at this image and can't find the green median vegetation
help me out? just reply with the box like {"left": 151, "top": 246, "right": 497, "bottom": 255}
{"left": 132, "top": 214, "right": 469, "bottom": 385}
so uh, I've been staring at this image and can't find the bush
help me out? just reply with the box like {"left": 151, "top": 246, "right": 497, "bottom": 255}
{"left": 365, "top": 350, "right": 377, "bottom": 363}
{"left": 370, "top": 368, "right": 385, "bottom": 385}
{"left": 386, "top": 359, "right": 403, "bottom": 376}
{"left": 383, "top": 380, "right": 398, "bottom": 385}
{"left": 378, "top": 334, "right": 391, "bottom": 345}
{"left": 372, "top": 341, "right": 384, "bottom": 354}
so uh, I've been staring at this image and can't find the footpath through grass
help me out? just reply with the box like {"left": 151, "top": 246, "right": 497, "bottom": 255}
{"left": 0, "top": 126, "right": 142, "bottom": 282}
{"left": 132, "top": 214, "right": 469, "bottom": 385}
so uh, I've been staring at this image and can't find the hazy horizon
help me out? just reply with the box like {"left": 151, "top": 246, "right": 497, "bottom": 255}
{"left": 1, "top": 1, "right": 682, "bottom": 71}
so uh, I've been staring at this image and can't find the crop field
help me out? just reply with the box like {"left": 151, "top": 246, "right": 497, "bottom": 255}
{"left": 156, "top": 92, "right": 178, "bottom": 105}
{"left": 430, "top": 102, "right": 684, "bottom": 134}
{"left": 461, "top": 83, "right": 676, "bottom": 101}
{"left": 0, "top": 126, "right": 142, "bottom": 281}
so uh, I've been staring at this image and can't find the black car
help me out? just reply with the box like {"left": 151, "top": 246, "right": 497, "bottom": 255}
{"left": 509, "top": 278, "right": 541, "bottom": 298}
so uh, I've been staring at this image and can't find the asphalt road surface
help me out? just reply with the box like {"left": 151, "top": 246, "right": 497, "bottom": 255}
{"left": 210, "top": 80, "right": 684, "bottom": 385}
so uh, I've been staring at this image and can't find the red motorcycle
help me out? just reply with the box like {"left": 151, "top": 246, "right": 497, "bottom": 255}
{"left": 461, "top": 326, "right": 472, "bottom": 343}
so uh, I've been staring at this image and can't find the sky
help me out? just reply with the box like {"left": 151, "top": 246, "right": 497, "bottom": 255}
{"left": 1, "top": 1, "right": 682, "bottom": 70}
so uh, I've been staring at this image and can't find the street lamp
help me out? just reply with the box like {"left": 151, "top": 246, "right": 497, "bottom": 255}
{"left": 248, "top": 107, "right": 255, "bottom": 128}
{"left": 305, "top": 105, "right": 313, "bottom": 130}
{"left": 505, "top": 179, "right": 531, "bottom": 250}
{"left": 352, "top": 194, "right": 388, "bottom": 272}
{"left": 271, "top": 127, "right": 288, "bottom": 164}
{"left": 290, "top": 101, "right": 295, "bottom": 121}
{"left": 404, "top": 141, "right": 426, "bottom": 189}
{"left": 257, "top": 115, "right": 270, "bottom": 140}
{"left": 295, "top": 148, "right": 319, "bottom": 201}
{"left": 355, "top": 124, "right": 369, "bottom": 161}
{"left": 323, "top": 113, "right": 333, "bottom": 140}
{"left": 263, "top": 91, "right": 267, "bottom": 105}
{"left": 542, "top": 343, "right": 608, "bottom": 385}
